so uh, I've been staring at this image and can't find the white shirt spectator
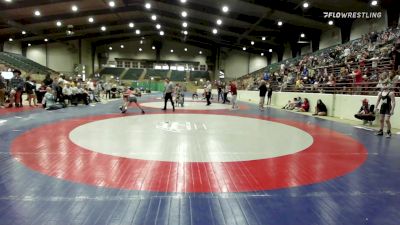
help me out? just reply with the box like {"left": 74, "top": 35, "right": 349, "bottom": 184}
{"left": 344, "top": 48, "right": 351, "bottom": 57}
{"left": 71, "top": 86, "right": 78, "bottom": 95}
{"left": 63, "top": 86, "right": 72, "bottom": 96}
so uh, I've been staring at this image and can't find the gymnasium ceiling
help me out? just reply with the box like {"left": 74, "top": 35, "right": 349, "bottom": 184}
{"left": 0, "top": 0, "right": 395, "bottom": 54}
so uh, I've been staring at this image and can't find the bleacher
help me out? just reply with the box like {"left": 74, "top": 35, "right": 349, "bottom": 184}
{"left": 122, "top": 69, "right": 144, "bottom": 80}
{"left": 190, "top": 71, "right": 210, "bottom": 80}
{"left": 170, "top": 70, "right": 186, "bottom": 81}
{"left": 145, "top": 69, "right": 169, "bottom": 79}
{"left": 99, "top": 67, "right": 125, "bottom": 77}
{"left": 0, "top": 52, "right": 55, "bottom": 74}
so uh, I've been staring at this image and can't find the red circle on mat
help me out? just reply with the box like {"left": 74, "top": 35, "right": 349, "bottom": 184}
{"left": 10, "top": 112, "right": 368, "bottom": 193}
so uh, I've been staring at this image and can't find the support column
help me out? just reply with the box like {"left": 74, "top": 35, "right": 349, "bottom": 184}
{"left": 0, "top": 40, "right": 4, "bottom": 52}
{"left": 21, "top": 43, "right": 27, "bottom": 57}
{"left": 311, "top": 32, "right": 321, "bottom": 52}
{"left": 341, "top": 21, "right": 353, "bottom": 43}
{"left": 78, "top": 39, "right": 82, "bottom": 64}
{"left": 277, "top": 46, "right": 284, "bottom": 62}
{"left": 91, "top": 43, "right": 96, "bottom": 74}
{"left": 387, "top": 9, "right": 399, "bottom": 27}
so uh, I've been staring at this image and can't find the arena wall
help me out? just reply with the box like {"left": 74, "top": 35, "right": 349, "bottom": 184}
{"left": 197, "top": 89, "right": 400, "bottom": 129}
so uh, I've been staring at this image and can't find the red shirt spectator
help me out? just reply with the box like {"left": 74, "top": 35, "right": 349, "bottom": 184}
{"left": 301, "top": 99, "right": 310, "bottom": 112}
{"left": 230, "top": 83, "right": 237, "bottom": 95}
{"left": 354, "top": 69, "right": 363, "bottom": 84}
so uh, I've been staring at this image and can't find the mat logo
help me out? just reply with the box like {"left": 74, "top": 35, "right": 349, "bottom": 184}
{"left": 156, "top": 121, "right": 207, "bottom": 133}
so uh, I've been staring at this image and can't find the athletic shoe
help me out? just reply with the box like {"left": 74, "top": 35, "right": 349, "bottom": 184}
{"left": 375, "top": 130, "right": 383, "bottom": 136}
{"left": 386, "top": 131, "right": 391, "bottom": 138}
{"left": 119, "top": 106, "right": 122, "bottom": 111}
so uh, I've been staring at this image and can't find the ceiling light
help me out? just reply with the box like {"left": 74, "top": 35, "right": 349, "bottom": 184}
{"left": 180, "top": 0, "right": 187, "bottom": 3}
{"left": 212, "top": 28, "right": 218, "bottom": 34}
{"left": 199, "top": 51, "right": 202, "bottom": 54}
{"left": 261, "top": 53, "right": 264, "bottom": 56}
{"left": 216, "top": 19, "right": 222, "bottom": 25}
{"left": 181, "top": 11, "right": 187, "bottom": 17}
{"left": 184, "top": 48, "right": 188, "bottom": 51}
{"left": 156, "top": 24, "right": 161, "bottom": 29}
{"left": 71, "top": 5, "right": 78, "bottom": 12}
{"left": 109, "top": 46, "right": 112, "bottom": 50}
{"left": 170, "top": 49, "right": 174, "bottom": 53}
{"left": 28, "top": 43, "right": 31, "bottom": 47}
{"left": 21, "top": 30, "right": 26, "bottom": 35}
{"left": 328, "top": 20, "right": 334, "bottom": 25}
{"left": 56, "top": 21, "right": 62, "bottom": 27}
{"left": 152, "top": 46, "right": 155, "bottom": 50}
{"left": 4, "top": 0, "right": 12, "bottom": 2}
{"left": 145, "top": 3, "right": 151, "bottom": 9}
{"left": 262, "top": 36, "right": 266, "bottom": 41}
{"left": 129, "top": 22, "right": 134, "bottom": 28}
{"left": 269, "top": 49, "right": 273, "bottom": 52}
{"left": 34, "top": 10, "right": 41, "bottom": 16}
{"left": 251, "top": 41, "right": 255, "bottom": 45}
{"left": 182, "top": 22, "right": 188, "bottom": 27}
{"left": 303, "top": 2, "right": 309, "bottom": 8}
{"left": 139, "top": 48, "right": 143, "bottom": 52}
{"left": 120, "top": 45, "right": 124, "bottom": 49}
{"left": 44, "top": 38, "right": 48, "bottom": 42}
{"left": 222, "top": 6, "right": 229, "bottom": 13}
{"left": 160, "top": 31, "right": 165, "bottom": 36}
{"left": 108, "top": 1, "right": 115, "bottom": 7}
{"left": 8, "top": 38, "right": 13, "bottom": 42}
{"left": 151, "top": 15, "right": 157, "bottom": 21}
{"left": 183, "top": 30, "right": 188, "bottom": 35}
{"left": 371, "top": 0, "right": 378, "bottom": 6}
{"left": 135, "top": 29, "right": 141, "bottom": 34}
{"left": 140, "top": 40, "right": 143, "bottom": 44}
{"left": 88, "top": 17, "right": 94, "bottom": 23}
{"left": 300, "top": 33, "right": 305, "bottom": 38}
{"left": 101, "top": 26, "right": 106, "bottom": 31}
{"left": 242, "top": 47, "right": 246, "bottom": 51}
{"left": 277, "top": 21, "right": 283, "bottom": 26}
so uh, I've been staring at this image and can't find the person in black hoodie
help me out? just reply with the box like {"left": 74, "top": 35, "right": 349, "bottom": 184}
{"left": 258, "top": 80, "right": 267, "bottom": 111}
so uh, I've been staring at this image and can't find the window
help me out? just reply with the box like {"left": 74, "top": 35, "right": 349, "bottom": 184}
{"left": 124, "top": 61, "right": 131, "bottom": 68}
{"left": 132, "top": 62, "right": 138, "bottom": 68}
{"left": 199, "top": 65, "right": 206, "bottom": 71}
{"left": 117, "top": 61, "right": 123, "bottom": 68}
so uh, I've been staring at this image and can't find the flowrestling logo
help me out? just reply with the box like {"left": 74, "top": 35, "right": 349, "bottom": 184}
{"left": 323, "top": 12, "right": 382, "bottom": 19}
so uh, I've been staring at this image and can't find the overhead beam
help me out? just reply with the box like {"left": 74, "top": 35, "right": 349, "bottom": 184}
{"left": 0, "top": 0, "right": 77, "bottom": 11}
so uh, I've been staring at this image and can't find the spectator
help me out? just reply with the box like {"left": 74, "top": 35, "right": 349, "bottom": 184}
{"left": 205, "top": 80, "right": 212, "bottom": 106}
{"left": 229, "top": 80, "right": 238, "bottom": 110}
{"left": 296, "top": 98, "right": 310, "bottom": 112}
{"left": 43, "top": 74, "right": 53, "bottom": 86}
{"left": 354, "top": 99, "right": 375, "bottom": 125}
{"left": 0, "top": 74, "right": 5, "bottom": 108}
{"left": 313, "top": 99, "right": 327, "bottom": 116}
{"left": 42, "top": 87, "right": 63, "bottom": 110}
{"left": 267, "top": 84, "right": 273, "bottom": 105}
{"left": 258, "top": 80, "right": 267, "bottom": 111}
{"left": 25, "top": 76, "right": 37, "bottom": 107}
{"left": 62, "top": 83, "right": 73, "bottom": 105}
{"left": 9, "top": 70, "right": 24, "bottom": 108}
{"left": 223, "top": 83, "right": 230, "bottom": 104}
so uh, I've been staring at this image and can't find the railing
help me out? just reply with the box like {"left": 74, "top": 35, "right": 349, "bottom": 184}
{"left": 280, "top": 81, "right": 400, "bottom": 96}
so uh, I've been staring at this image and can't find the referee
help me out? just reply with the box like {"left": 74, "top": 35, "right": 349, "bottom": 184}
{"left": 162, "top": 78, "right": 175, "bottom": 111}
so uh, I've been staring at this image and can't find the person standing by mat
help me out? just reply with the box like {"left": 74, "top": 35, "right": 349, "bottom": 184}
{"left": 375, "top": 83, "right": 396, "bottom": 138}
{"left": 258, "top": 80, "right": 267, "bottom": 111}
{"left": 230, "top": 80, "right": 238, "bottom": 110}
{"left": 162, "top": 78, "right": 175, "bottom": 111}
